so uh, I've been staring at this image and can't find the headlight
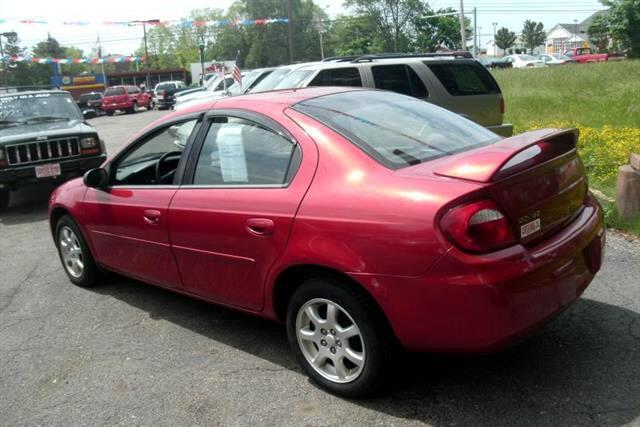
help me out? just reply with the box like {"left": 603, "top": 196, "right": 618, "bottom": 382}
{"left": 80, "top": 137, "right": 97, "bottom": 149}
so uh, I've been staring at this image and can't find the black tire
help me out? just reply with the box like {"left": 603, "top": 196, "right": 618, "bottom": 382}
{"left": 54, "top": 214, "right": 99, "bottom": 287}
{"left": 106, "top": 110, "right": 114, "bottom": 116}
{"left": 0, "top": 189, "right": 9, "bottom": 212}
{"left": 286, "top": 278, "right": 393, "bottom": 397}
{"left": 128, "top": 101, "right": 138, "bottom": 114}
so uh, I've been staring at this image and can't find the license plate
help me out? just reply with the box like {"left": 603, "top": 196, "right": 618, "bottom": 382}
{"left": 520, "top": 218, "right": 541, "bottom": 238}
{"left": 35, "top": 163, "right": 61, "bottom": 178}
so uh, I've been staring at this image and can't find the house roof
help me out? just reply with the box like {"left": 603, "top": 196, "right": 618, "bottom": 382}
{"left": 552, "top": 10, "right": 608, "bottom": 39}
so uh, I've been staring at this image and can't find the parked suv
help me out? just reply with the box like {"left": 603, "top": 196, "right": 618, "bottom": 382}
{"left": 101, "top": 85, "right": 151, "bottom": 116}
{"left": 0, "top": 90, "right": 106, "bottom": 210}
{"left": 267, "top": 53, "right": 513, "bottom": 136}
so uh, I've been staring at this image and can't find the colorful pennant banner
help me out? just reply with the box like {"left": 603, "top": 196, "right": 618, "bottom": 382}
{"left": 0, "top": 17, "right": 288, "bottom": 27}
{"left": 5, "top": 55, "right": 145, "bottom": 64}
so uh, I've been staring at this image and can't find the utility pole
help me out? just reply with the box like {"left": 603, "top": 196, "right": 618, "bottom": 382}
{"left": 131, "top": 20, "right": 160, "bottom": 90}
{"left": 286, "top": 0, "right": 294, "bottom": 63}
{"left": 473, "top": 7, "right": 477, "bottom": 56}
{"left": 97, "top": 32, "right": 107, "bottom": 90}
{"left": 478, "top": 26, "right": 482, "bottom": 54}
{"left": 458, "top": 0, "right": 466, "bottom": 50}
{"left": 492, "top": 23, "right": 497, "bottom": 56}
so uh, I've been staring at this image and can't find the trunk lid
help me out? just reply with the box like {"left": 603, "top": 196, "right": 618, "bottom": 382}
{"left": 433, "top": 128, "right": 588, "bottom": 244}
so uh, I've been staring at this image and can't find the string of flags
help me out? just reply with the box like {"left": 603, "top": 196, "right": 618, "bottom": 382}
{"left": 5, "top": 55, "right": 145, "bottom": 64}
{"left": 0, "top": 17, "right": 289, "bottom": 28}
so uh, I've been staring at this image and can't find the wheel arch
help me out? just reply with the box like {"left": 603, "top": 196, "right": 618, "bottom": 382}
{"left": 49, "top": 206, "right": 71, "bottom": 234}
{"left": 271, "top": 264, "right": 391, "bottom": 329}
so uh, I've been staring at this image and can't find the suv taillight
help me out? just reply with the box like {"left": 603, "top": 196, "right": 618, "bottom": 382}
{"left": 440, "top": 199, "right": 516, "bottom": 253}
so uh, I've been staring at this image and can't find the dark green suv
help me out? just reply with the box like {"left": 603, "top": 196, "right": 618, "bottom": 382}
{"left": 0, "top": 90, "right": 106, "bottom": 210}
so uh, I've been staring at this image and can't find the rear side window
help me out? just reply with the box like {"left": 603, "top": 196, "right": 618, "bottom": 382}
{"left": 426, "top": 62, "right": 500, "bottom": 96}
{"left": 308, "top": 68, "right": 362, "bottom": 87}
{"left": 294, "top": 91, "right": 500, "bottom": 170}
{"left": 104, "top": 87, "right": 125, "bottom": 96}
{"left": 372, "top": 64, "right": 428, "bottom": 98}
{"left": 128, "top": 86, "right": 139, "bottom": 94}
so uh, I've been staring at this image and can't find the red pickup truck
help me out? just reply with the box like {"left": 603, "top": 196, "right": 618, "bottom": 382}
{"left": 564, "top": 48, "right": 608, "bottom": 64}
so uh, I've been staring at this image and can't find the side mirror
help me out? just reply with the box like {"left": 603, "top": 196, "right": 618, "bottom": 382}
{"left": 83, "top": 109, "right": 97, "bottom": 119}
{"left": 83, "top": 168, "right": 108, "bottom": 188}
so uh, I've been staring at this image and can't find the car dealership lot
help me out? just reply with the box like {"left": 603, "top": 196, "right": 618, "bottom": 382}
{"left": 1, "top": 112, "right": 639, "bottom": 426}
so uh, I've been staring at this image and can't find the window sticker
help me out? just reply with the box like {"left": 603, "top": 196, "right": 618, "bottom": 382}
{"left": 217, "top": 125, "right": 248, "bottom": 182}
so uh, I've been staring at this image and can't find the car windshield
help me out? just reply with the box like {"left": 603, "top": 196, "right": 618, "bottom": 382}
{"left": 274, "top": 70, "right": 313, "bottom": 89}
{"left": 205, "top": 75, "right": 220, "bottom": 89}
{"left": 519, "top": 55, "right": 537, "bottom": 60}
{"left": 155, "top": 83, "right": 175, "bottom": 91}
{"left": 294, "top": 91, "right": 501, "bottom": 170}
{"left": 227, "top": 69, "right": 262, "bottom": 95}
{"left": 250, "top": 67, "right": 292, "bottom": 93}
{"left": 553, "top": 54, "right": 571, "bottom": 60}
{"left": 0, "top": 92, "right": 82, "bottom": 124}
{"left": 104, "top": 87, "right": 125, "bottom": 96}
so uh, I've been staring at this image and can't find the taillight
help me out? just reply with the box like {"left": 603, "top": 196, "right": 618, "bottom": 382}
{"left": 440, "top": 199, "right": 516, "bottom": 253}
{"left": 526, "top": 63, "right": 534, "bottom": 67}
{"left": 499, "top": 96, "right": 505, "bottom": 115}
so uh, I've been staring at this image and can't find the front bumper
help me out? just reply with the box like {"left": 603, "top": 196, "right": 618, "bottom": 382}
{"left": 350, "top": 196, "right": 604, "bottom": 353}
{"left": 487, "top": 123, "right": 514, "bottom": 137}
{"left": 0, "top": 154, "right": 106, "bottom": 190}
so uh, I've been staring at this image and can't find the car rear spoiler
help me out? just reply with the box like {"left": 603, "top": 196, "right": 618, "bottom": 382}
{"left": 434, "top": 128, "right": 579, "bottom": 183}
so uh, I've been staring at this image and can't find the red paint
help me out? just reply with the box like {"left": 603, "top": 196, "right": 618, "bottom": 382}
{"left": 101, "top": 85, "right": 151, "bottom": 113}
{"left": 49, "top": 87, "right": 604, "bottom": 353}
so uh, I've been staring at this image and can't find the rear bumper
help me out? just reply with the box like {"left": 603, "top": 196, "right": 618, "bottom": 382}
{"left": 487, "top": 123, "right": 514, "bottom": 137}
{"left": 102, "top": 102, "right": 131, "bottom": 111}
{"left": 350, "top": 196, "right": 604, "bottom": 353}
{"left": 0, "top": 154, "right": 106, "bottom": 189}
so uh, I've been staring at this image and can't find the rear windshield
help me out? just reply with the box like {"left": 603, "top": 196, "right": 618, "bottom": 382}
{"left": 156, "top": 83, "right": 175, "bottom": 91}
{"left": 104, "top": 87, "right": 125, "bottom": 96}
{"left": 426, "top": 62, "right": 500, "bottom": 96}
{"left": 294, "top": 91, "right": 500, "bottom": 170}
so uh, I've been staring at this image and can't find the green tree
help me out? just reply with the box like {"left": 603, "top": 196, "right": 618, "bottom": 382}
{"left": 521, "top": 20, "right": 546, "bottom": 54}
{"left": 588, "top": 13, "right": 611, "bottom": 51}
{"left": 494, "top": 27, "right": 517, "bottom": 55}
{"left": 602, "top": 0, "right": 640, "bottom": 57}
{"left": 345, "top": 0, "right": 426, "bottom": 52}
{"left": 414, "top": 7, "right": 471, "bottom": 51}
{"left": 326, "top": 16, "right": 385, "bottom": 56}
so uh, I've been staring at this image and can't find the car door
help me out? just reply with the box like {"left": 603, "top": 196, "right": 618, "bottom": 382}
{"left": 82, "top": 116, "right": 201, "bottom": 288}
{"left": 168, "top": 110, "right": 317, "bottom": 311}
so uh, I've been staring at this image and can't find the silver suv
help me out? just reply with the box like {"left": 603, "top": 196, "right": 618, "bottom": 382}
{"left": 270, "top": 53, "right": 512, "bottom": 136}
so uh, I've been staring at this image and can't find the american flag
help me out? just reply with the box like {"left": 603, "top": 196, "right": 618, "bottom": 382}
{"left": 232, "top": 51, "right": 242, "bottom": 88}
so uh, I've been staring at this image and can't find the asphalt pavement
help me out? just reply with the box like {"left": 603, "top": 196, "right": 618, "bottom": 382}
{"left": 1, "top": 111, "right": 639, "bottom": 426}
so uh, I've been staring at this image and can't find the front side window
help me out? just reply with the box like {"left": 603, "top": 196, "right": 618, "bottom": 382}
{"left": 294, "top": 90, "right": 500, "bottom": 170}
{"left": 308, "top": 68, "right": 362, "bottom": 87}
{"left": 114, "top": 119, "right": 198, "bottom": 185}
{"left": 193, "top": 117, "right": 299, "bottom": 186}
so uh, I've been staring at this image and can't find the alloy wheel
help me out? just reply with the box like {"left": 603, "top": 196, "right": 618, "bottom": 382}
{"left": 59, "top": 226, "right": 84, "bottom": 279}
{"left": 295, "top": 298, "right": 365, "bottom": 383}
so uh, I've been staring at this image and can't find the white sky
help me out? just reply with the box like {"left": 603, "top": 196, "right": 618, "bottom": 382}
{"left": 0, "top": 0, "right": 606, "bottom": 57}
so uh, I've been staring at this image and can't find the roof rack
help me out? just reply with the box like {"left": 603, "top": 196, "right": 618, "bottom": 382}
{"left": 321, "top": 52, "right": 473, "bottom": 63}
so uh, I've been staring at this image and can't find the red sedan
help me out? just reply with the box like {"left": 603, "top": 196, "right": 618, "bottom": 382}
{"left": 49, "top": 87, "right": 604, "bottom": 397}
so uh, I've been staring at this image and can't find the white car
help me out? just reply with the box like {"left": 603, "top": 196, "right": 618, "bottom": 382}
{"left": 538, "top": 53, "right": 575, "bottom": 66}
{"left": 503, "top": 55, "right": 547, "bottom": 69}
{"left": 174, "top": 74, "right": 235, "bottom": 106}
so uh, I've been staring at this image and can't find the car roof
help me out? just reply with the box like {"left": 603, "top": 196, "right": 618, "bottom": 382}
{"left": 291, "top": 56, "right": 474, "bottom": 71}
{"left": 0, "top": 90, "right": 69, "bottom": 98}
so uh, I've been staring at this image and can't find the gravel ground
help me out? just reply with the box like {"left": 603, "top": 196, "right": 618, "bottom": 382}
{"left": 1, "top": 111, "right": 639, "bottom": 426}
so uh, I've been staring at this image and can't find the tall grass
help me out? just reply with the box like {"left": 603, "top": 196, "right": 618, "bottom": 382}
{"left": 493, "top": 60, "right": 640, "bottom": 130}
